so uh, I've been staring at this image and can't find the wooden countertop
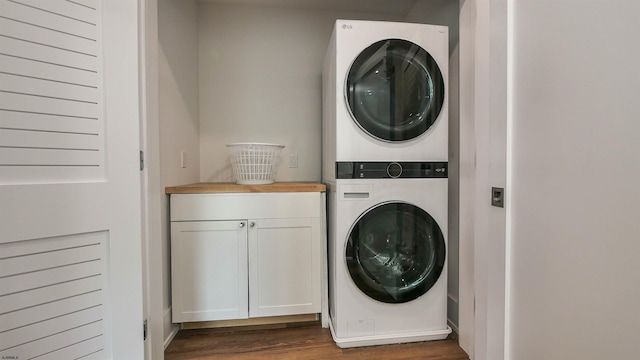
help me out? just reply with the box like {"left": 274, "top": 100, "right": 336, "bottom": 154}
{"left": 165, "top": 182, "right": 326, "bottom": 194}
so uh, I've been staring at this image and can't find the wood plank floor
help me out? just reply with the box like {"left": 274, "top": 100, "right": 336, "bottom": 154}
{"left": 165, "top": 323, "right": 470, "bottom": 360}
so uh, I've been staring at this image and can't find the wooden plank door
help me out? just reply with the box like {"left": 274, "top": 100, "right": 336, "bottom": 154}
{"left": 0, "top": 0, "right": 143, "bottom": 359}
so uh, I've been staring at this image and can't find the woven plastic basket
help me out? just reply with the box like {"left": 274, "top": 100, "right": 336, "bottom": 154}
{"left": 227, "top": 143, "right": 285, "bottom": 185}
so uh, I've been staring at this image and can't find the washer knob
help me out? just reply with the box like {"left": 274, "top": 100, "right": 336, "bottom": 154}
{"left": 387, "top": 162, "right": 403, "bottom": 178}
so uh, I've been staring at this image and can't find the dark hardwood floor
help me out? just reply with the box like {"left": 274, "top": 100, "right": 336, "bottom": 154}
{"left": 165, "top": 323, "right": 470, "bottom": 360}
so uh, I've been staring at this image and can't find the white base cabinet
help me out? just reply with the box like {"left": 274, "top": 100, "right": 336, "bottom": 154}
{"left": 171, "top": 220, "right": 248, "bottom": 322}
{"left": 170, "top": 191, "right": 323, "bottom": 323}
{"left": 249, "top": 217, "right": 321, "bottom": 318}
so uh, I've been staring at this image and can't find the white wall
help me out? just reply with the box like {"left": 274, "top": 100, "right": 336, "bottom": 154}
{"left": 405, "top": 0, "right": 459, "bottom": 53}
{"left": 406, "top": 0, "right": 462, "bottom": 333}
{"left": 197, "top": 3, "right": 463, "bottom": 331}
{"left": 457, "top": 0, "right": 476, "bottom": 355}
{"left": 197, "top": 3, "right": 403, "bottom": 182}
{"left": 158, "top": 0, "right": 201, "bottom": 344}
{"left": 158, "top": 0, "right": 465, "bottom": 348}
{"left": 508, "top": 1, "right": 640, "bottom": 359}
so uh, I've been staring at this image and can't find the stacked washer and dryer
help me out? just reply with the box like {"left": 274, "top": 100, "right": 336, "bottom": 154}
{"left": 322, "top": 20, "right": 451, "bottom": 348}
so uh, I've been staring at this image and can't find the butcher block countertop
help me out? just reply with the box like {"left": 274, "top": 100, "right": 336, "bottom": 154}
{"left": 165, "top": 182, "right": 326, "bottom": 194}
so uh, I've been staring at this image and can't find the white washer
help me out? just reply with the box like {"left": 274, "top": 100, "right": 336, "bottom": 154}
{"left": 325, "top": 164, "right": 451, "bottom": 348}
{"left": 322, "top": 20, "right": 448, "bottom": 182}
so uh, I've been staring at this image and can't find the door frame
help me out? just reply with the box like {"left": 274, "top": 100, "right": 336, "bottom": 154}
{"left": 140, "top": 0, "right": 165, "bottom": 359}
{"left": 457, "top": 0, "right": 509, "bottom": 359}
{"left": 136, "top": 0, "right": 512, "bottom": 358}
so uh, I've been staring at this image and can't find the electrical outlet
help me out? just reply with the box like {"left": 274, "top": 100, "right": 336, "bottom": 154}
{"left": 289, "top": 153, "right": 298, "bottom": 168}
{"left": 180, "top": 151, "right": 187, "bottom": 168}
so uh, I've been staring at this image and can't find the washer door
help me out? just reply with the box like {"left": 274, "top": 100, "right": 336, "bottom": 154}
{"left": 346, "top": 202, "right": 445, "bottom": 303}
{"left": 346, "top": 39, "right": 445, "bottom": 142}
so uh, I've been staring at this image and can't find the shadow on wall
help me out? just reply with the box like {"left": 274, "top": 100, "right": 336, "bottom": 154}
{"left": 205, "top": 161, "right": 235, "bottom": 182}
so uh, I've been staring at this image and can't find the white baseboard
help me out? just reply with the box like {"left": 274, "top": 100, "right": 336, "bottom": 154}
{"left": 163, "top": 307, "right": 179, "bottom": 350}
{"left": 447, "top": 294, "right": 459, "bottom": 333}
{"left": 448, "top": 319, "right": 460, "bottom": 335}
{"left": 181, "top": 313, "right": 319, "bottom": 330}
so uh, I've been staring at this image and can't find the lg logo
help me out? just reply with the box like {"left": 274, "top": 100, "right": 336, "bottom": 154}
{"left": 342, "top": 24, "right": 353, "bottom": 29}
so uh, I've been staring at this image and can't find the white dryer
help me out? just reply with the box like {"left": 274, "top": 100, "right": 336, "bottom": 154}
{"left": 322, "top": 20, "right": 448, "bottom": 181}
{"left": 325, "top": 162, "right": 451, "bottom": 348}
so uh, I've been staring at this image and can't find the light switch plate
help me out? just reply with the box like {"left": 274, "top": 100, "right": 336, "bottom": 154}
{"left": 491, "top": 187, "right": 504, "bottom": 208}
{"left": 289, "top": 154, "right": 298, "bottom": 168}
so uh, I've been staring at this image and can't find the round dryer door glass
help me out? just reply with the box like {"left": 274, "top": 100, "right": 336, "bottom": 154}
{"left": 345, "top": 39, "right": 445, "bottom": 142}
{"left": 346, "top": 202, "right": 445, "bottom": 303}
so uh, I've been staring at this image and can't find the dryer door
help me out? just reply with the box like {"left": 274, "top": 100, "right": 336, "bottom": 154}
{"left": 345, "top": 39, "right": 445, "bottom": 142}
{"left": 346, "top": 201, "right": 445, "bottom": 303}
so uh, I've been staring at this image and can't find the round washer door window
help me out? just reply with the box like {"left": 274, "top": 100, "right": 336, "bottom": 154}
{"left": 345, "top": 202, "right": 445, "bottom": 303}
{"left": 345, "top": 39, "right": 445, "bottom": 142}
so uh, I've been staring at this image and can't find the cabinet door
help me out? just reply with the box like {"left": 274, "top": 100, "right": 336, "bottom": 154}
{"left": 171, "top": 221, "right": 248, "bottom": 322}
{"left": 248, "top": 218, "right": 321, "bottom": 318}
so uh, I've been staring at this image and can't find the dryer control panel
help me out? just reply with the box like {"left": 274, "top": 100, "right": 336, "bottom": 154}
{"left": 336, "top": 162, "right": 448, "bottom": 179}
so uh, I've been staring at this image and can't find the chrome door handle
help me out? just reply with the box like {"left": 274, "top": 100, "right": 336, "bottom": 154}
{"left": 249, "top": 222, "right": 255, "bottom": 228}
{"left": 239, "top": 222, "right": 245, "bottom": 228}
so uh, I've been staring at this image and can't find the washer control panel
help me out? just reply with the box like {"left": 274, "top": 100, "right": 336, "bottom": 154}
{"left": 336, "top": 162, "right": 448, "bottom": 179}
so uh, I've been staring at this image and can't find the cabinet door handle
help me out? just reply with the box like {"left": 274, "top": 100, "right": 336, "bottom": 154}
{"left": 249, "top": 222, "right": 255, "bottom": 228}
{"left": 239, "top": 222, "right": 245, "bottom": 228}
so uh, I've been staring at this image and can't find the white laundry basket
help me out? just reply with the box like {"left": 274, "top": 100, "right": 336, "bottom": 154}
{"left": 227, "top": 143, "right": 285, "bottom": 185}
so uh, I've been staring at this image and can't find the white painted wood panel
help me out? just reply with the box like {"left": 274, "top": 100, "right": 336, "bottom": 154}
{"left": 248, "top": 217, "right": 321, "bottom": 318}
{"left": 14, "top": 0, "right": 98, "bottom": 23}
{"left": 0, "top": 51, "right": 98, "bottom": 86}
{"left": 0, "top": 0, "right": 98, "bottom": 39}
{"left": 0, "top": 232, "right": 108, "bottom": 359}
{"left": 170, "top": 192, "right": 321, "bottom": 221}
{"left": 0, "top": 107, "right": 99, "bottom": 134}
{"left": 0, "top": 34, "right": 98, "bottom": 72}
{"left": 0, "top": 260, "right": 99, "bottom": 296}
{"left": 0, "top": 90, "right": 98, "bottom": 118}
{"left": 7, "top": 321, "right": 104, "bottom": 359}
{"left": 0, "top": 147, "right": 100, "bottom": 167}
{"left": 0, "top": 0, "right": 144, "bottom": 358}
{"left": 0, "top": 290, "right": 103, "bottom": 339}
{"left": 0, "top": 0, "right": 103, "bottom": 184}
{"left": 3, "top": 306, "right": 104, "bottom": 352}
{"left": 0, "top": 72, "right": 99, "bottom": 103}
{"left": 0, "top": 126, "right": 99, "bottom": 149}
{"left": 171, "top": 220, "right": 249, "bottom": 322}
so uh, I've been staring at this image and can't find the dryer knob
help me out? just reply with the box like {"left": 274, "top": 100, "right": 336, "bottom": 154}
{"left": 387, "top": 162, "right": 403, "bottom": 178}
